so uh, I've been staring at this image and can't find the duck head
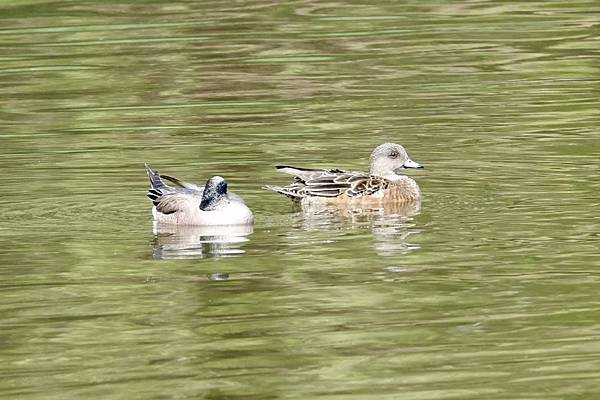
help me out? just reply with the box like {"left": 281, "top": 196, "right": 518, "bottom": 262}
{"left": 200, "top": 176, "right": 229, "bottom": 211}
{"left": 369, "top": 143, "right": 423, "bottom": 181}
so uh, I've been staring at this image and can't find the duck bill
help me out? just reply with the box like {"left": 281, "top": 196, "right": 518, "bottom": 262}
{"left": 402, "top": 159, "right": 424, "bottom": 169}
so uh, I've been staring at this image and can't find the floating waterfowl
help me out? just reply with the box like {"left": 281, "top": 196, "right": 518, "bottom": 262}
{"left": 145, "top": 164, "right": 254, "bottom": 226}
{"left": 264, "top": 143, "right": 423, "bottom": 206}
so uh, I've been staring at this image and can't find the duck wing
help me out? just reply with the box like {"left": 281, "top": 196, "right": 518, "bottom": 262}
{"left": 145, "top": 164, "right": 203, "bottom": 215}
{"left": 303, "top": 172, "right": 389, "bottom": 198}
{"left": 150, "top": 190, "right": 201, "bottom": 215}
{"left": 266, "top": 165, "right": 390, "bottom": 199}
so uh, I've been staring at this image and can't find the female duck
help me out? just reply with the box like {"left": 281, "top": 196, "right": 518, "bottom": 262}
{"left": 264, "top": 143, "right": 423, "bottom": 206}
{"left": 145, "top": 164, "right": 254, "bottom": 225}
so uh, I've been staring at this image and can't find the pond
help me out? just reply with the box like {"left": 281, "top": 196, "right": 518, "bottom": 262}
{"left": 1, "top": 1, "right": 599, "bottom": 399}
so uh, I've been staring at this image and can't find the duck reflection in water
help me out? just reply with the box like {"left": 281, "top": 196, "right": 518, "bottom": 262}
{"left": 151, "top": 222, "right": 253, "bottom": 260}
{"left": 290, "top": 201, "right": 422, "bottom": 257}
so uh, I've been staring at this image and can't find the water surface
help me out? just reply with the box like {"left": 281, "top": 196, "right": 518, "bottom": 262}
{"left": 1, "top": 1, "right": 599, "bottom": 399}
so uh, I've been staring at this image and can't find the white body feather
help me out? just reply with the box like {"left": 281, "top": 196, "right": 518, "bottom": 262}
{"left": 151, "top": 201, "right": 254, "bottom": 226}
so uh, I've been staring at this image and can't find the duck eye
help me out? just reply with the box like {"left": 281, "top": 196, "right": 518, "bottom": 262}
{"left": 389, "top": 151, "right": 398, "bottom": 158}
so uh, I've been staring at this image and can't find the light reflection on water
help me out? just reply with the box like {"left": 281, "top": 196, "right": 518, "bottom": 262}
{"left": 282, "top": 202, "right": 422, "bottom": 257}
{"left": 151, "top": 222, "right": 253, "bottom": 260}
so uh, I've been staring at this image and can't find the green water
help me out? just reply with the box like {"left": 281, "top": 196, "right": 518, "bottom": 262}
{"left": 1, "top": 1, "right": 599, "bottom": 399}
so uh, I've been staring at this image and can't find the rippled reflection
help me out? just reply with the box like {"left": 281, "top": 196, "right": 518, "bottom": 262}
{"left": 151, "top": 222, "right": 253, "bottom": 260}
{"left": 290, "top": 201, "right": 421, "bottom": 256}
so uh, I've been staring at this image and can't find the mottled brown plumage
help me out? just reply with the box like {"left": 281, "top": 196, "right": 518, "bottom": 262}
{"left": 264, "top": 143, "right": 423, "bottom": 207}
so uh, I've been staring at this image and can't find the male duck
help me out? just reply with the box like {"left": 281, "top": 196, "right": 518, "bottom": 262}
{"left": 264, "top": 143, "right": 423, "bottom": 206}
{"left": 145, "top": 164, "right": 254, "bottom": 226}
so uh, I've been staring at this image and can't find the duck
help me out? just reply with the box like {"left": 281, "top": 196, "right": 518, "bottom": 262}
{"left": 145, "top": 164, "right": 254, "bottom": 226}
{"left": 264, "top": 143, "right": 423, "bottom": 206}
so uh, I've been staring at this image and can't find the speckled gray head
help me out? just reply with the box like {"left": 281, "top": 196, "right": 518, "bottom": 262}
{"left": 200, "top": 176, "right": 229, "bottom": 211}
{"left": 368, "top": 143, "right": 423, "bottom": 180}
